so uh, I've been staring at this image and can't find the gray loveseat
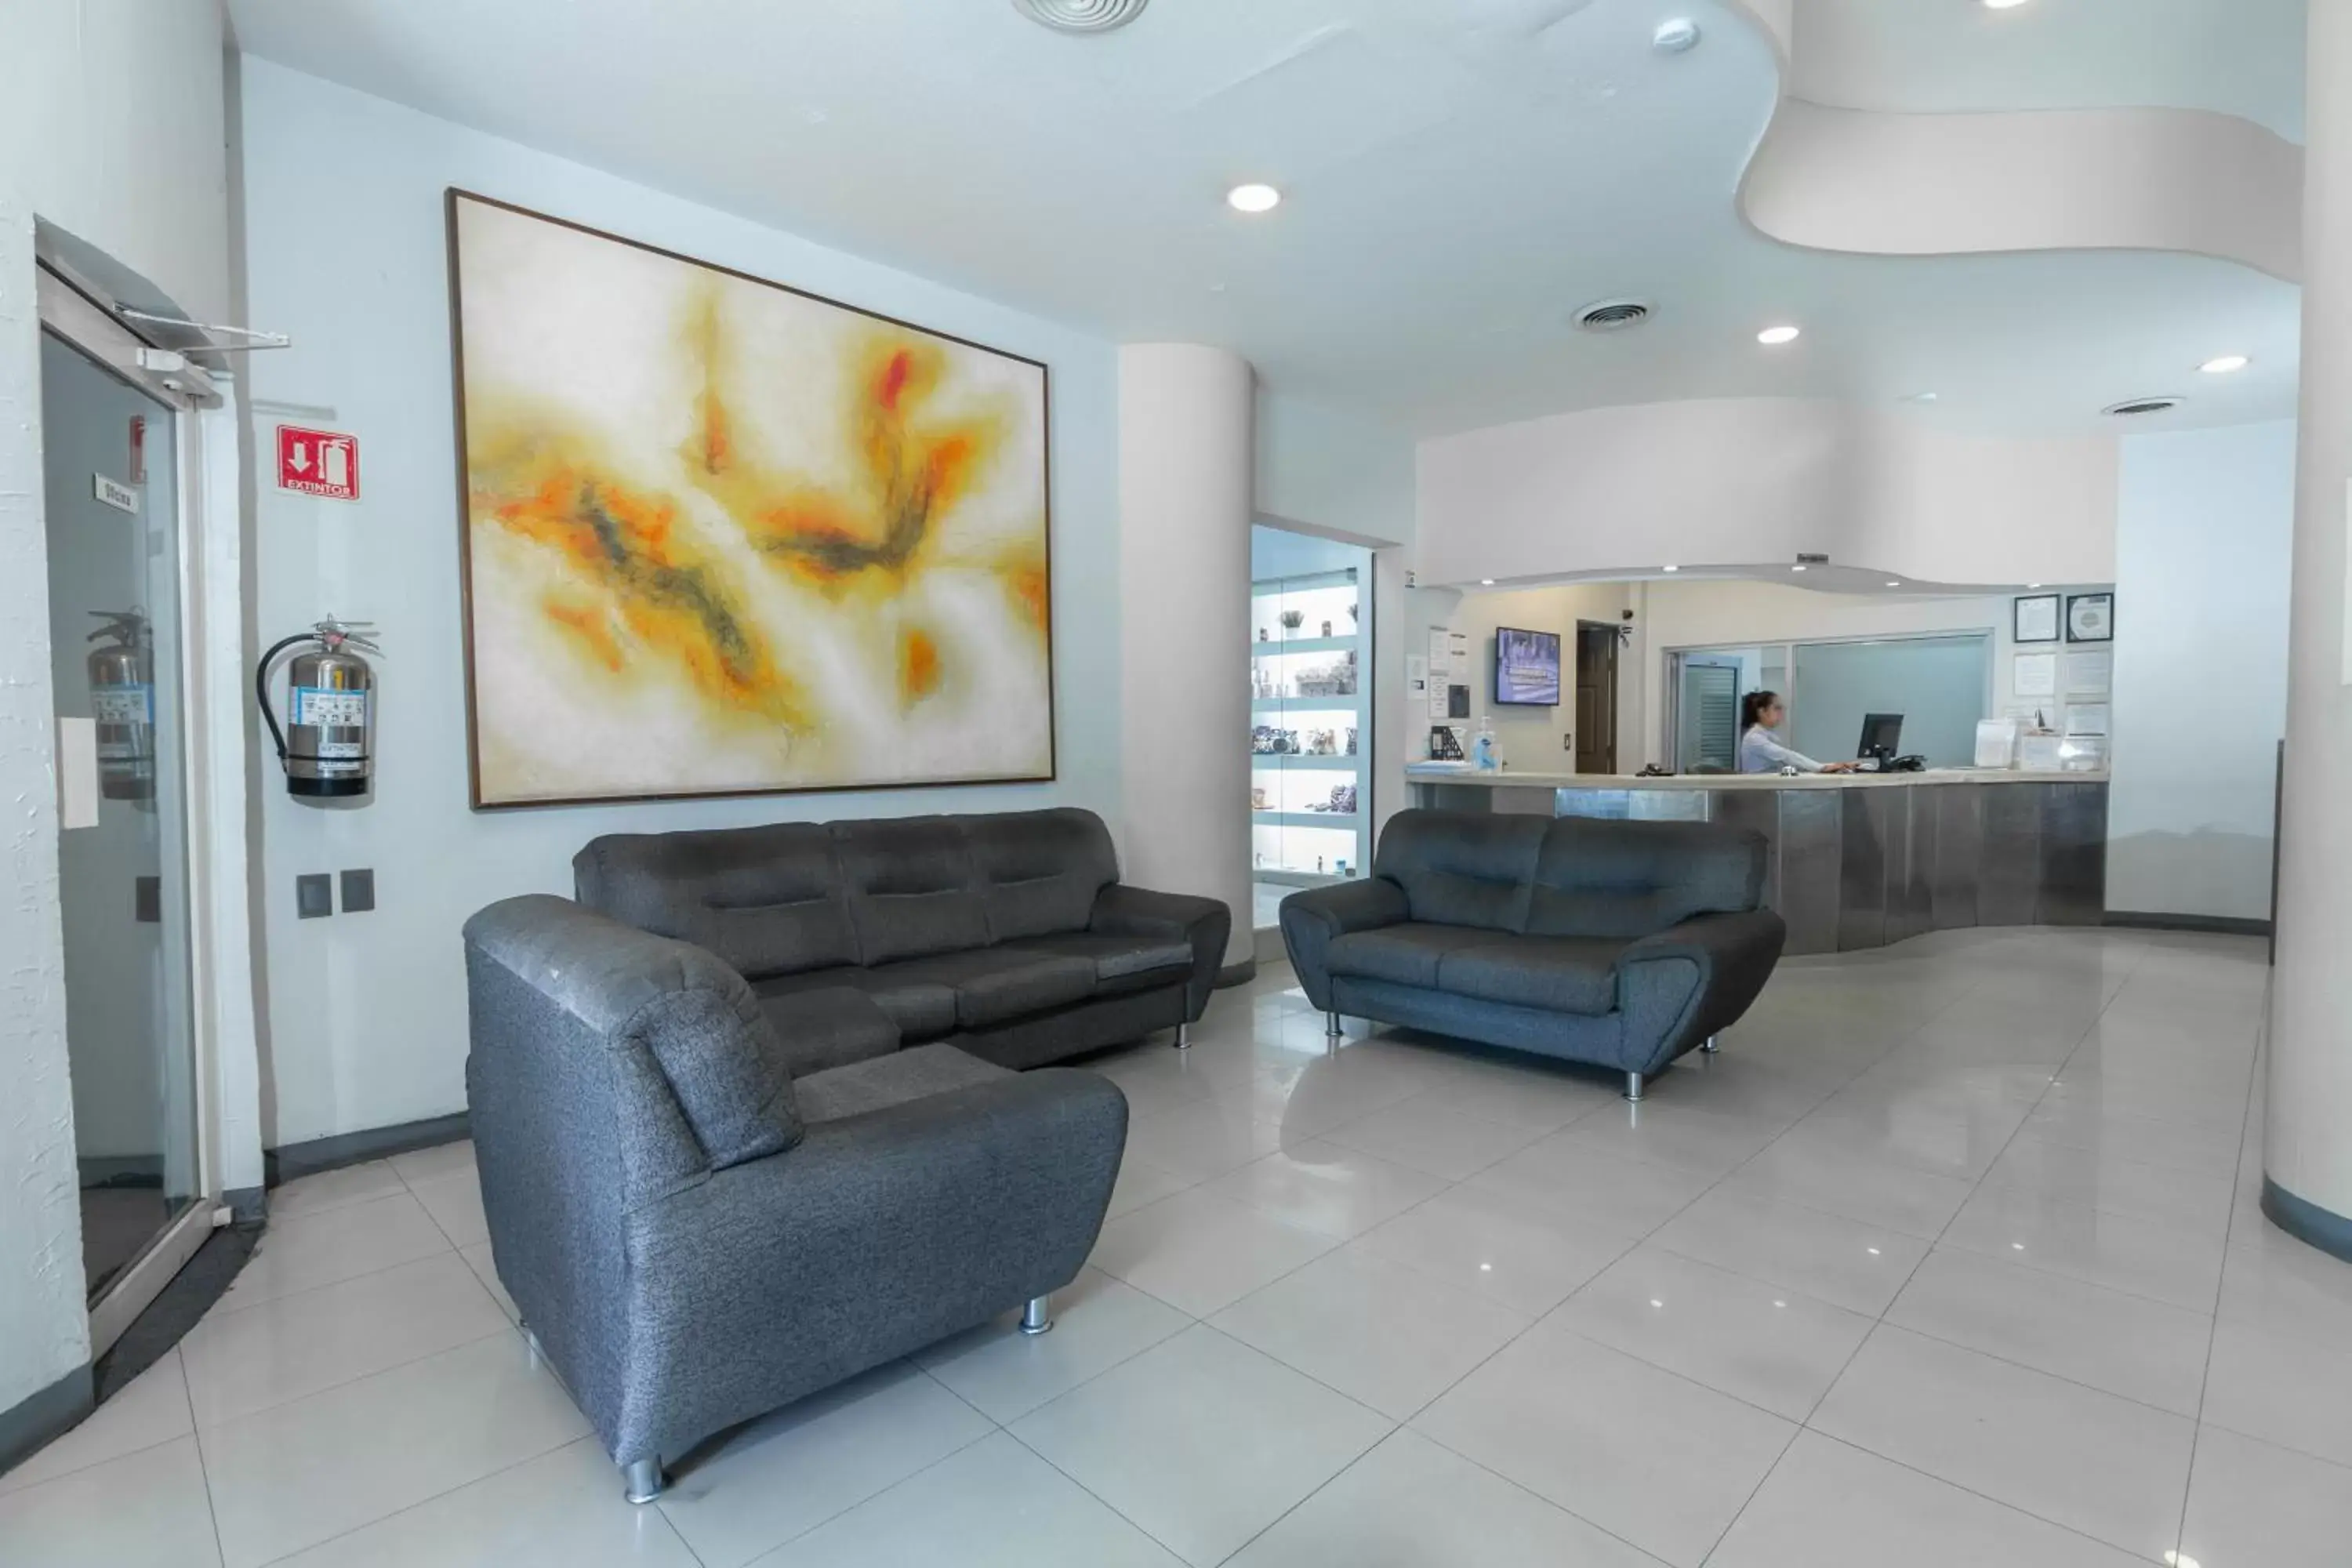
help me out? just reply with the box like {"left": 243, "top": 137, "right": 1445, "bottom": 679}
{"left": 1280, "top": 809, "right": 1785, "bottom": 1100}
{"left": 463, "top": 895, "right": 1128, "bottom": 1502}
{"left": 573, "top": 808, "right": 1231, "bottom": 1069}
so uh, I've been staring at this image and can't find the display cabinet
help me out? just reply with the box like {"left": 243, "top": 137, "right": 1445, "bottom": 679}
{"left": 1250, "top": 567, "right": 1369, "bottom": 886}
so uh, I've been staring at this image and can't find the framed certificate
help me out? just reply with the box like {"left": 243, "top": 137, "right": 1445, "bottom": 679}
{"left": 2067, "top": 592, "right": 2115, "bottom": 643}
{"left": 2014, "top": 593, "right": 2060, "bottom": 644}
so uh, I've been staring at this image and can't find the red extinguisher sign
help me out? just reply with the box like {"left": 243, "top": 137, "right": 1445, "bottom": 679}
{"left": 277, "top": 425, "right": 359, "bottom": 501}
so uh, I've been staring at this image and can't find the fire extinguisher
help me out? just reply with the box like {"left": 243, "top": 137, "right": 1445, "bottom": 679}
{"left": 257, "top": 619, "right": 379, "bottom": 798}
{"left": 86, "top": 608, "right": 154, "bottom": 803}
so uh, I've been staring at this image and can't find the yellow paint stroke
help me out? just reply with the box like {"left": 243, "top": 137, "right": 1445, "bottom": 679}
{"left": 468, "top": 423, "right": 806, "bottom": 728}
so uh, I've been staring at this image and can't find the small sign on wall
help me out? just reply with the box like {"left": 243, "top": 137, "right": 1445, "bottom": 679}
{"left": 277, "top": 424, "right": 359, "bottom": 502}
{"left": 93, "top": 474, "right": 139, "bottom": 514}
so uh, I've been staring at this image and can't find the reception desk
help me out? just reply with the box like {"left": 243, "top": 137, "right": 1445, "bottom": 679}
{"left": 1405, "top": 768, "right": 2110, "bottom": 956}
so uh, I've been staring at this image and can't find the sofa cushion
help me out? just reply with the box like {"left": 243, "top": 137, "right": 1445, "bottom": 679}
{"left": 753, "top": 968, "right": 960, "bottom": 1043}
{"left": 1437, "top": 935, "right": 1624, "bottom": 1016}
{"left": 1004, "top": 932, "right": 1194, "bottom": 997}
{"left": 752, "top": 985, "right": 902, "bottom": 1078}
{"left": 871, "top": 949, "right": 1100, "bottom": 1028}
{"left": 1372, "top": 811, "right": 1546, "bottom": 930}
{"left": 966, "top": 809, "right": 1120, "bottom": 942}
{"left": 831, "top": 816, "right": 989, "bottom": 964}
{"left": 572, "top": 822, "right": 855, "bottom": 979}
{"left": 1324, "top": 923, "right": 1497, "bottom": 989}
{"left": 793, "top": 1043, "right": 1011, "bottom": 1124}
{"left": 1525, "top": 817, "right": 1766, "bottom": 939}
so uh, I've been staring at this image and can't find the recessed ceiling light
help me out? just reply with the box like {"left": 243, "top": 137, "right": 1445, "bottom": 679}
{"left": 1757, "top": 325, "right": 1801, "bottom": 346}
{"left": 2027, "top": 582, "right": 2043, "bottom": 589}
{"left": 2165, "top": 1553, "right": 2201, "bottom": 1568}
{"left": 1791, "top": 564, "right": 1807, "bottom": 572}
{"left": 1886, "top": 580, "right": 1902, "bottom": 588}
{"left": 1653, "top": 17, "right": 1701, "bottom": 53}
{"left": 1661, "top": 564, "right": 1679, "bottom": 572}
{"left": 1226, "top": 183, "right": 1281, "bottom": 214}
{"left": 1480, "top": 579, "right": 1495, "bottom": 586}
{"left": 1983, "top": 0, "right": 2031, "bottom": 9}
{"left": 1904, "top": 391, "right": 1939, "bottom": 404}
{"left": 2200, "top": 354, "right": 2250, "bottom": 374}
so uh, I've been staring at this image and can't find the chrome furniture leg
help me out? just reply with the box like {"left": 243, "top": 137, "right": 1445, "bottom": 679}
{"left": 1700, "top": 1034, "right": 1720, "bottom": 1054}
{"left": 1325, "top": 1011, "right": 1342, "bottom": 1039}
{"left": 1019, "top": 1294, "right": 1054, "bottom": 1336}
{"left": 623, "top": 1457, "right": 666, "bottom": 1504}
{"left": 1624, "top": 1070, "right": 1646, "bottom": 1103}
{"left": 1174, "top": 1022, "right": 1191, "bottom": 1050}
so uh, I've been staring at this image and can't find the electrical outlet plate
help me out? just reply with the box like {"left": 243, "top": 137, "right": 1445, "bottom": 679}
{"left": 296, "top": 873, "right": 332, "bottom": 919}
{"left": 340, "top": 868, "right": 376, "bottom": 913}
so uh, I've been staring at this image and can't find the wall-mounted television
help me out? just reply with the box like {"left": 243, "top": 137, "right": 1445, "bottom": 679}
{"left": 1494, "top": 626, "right": 1562, "bottom": 707}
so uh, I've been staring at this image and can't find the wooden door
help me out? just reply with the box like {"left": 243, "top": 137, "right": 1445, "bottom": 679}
{"left": 1574, "top": 622, "right": 1619, "bottom": 774}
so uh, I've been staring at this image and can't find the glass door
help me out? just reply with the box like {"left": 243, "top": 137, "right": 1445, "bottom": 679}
{"left": 40, "top": 307, "right": 205, "bottom": 1347}
{"left": 1672, "top": 654, "right": 1744, "bottom": 773}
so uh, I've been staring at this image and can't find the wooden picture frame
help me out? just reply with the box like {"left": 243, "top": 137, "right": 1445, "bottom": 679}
{"left": 445, "top": 190, "right": 1055, "bottom": 808}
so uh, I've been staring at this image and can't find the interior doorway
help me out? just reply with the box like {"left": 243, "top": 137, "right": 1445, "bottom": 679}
{"left": 38, "top": 264, "right": 218, "bottom": 1355}
{"left": 1574, "top": 621, "right": 1620, "bottom": 774}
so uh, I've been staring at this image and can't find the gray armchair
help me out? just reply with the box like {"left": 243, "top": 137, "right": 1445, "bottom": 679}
{"left": 463, "top": 895, "right": 1127, "bottom": 1501}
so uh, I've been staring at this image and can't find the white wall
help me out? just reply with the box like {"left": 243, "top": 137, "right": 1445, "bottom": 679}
{"left": 238, "top": 60, "right": 1123, "bottom": 1144}
{"left": 1416, "top": 397, "right": 2119, "bottom": 590}
{"left": 1255, "top": 391, "right": 1414, "bottom": 549}
{"left": 0, "top": 0, "right": 232, "bottom": 1416}
{"left": 2109, "top": 422, "right": 2294, "bottom": 922}
{"left": 1627, "top": 578, "right": 2093, "bottom": 769}
{"left": 1415, "top": 583, "right": 1632, "bottom": 772}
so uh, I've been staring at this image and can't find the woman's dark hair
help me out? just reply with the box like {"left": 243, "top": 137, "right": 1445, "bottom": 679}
{"left": 1741, "top": 690, "right": 1780, "bottom": 731}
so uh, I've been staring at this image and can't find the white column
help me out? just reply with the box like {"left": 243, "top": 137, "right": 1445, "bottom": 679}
{"left": 2265, "top": 2, "right": 2352, "bottom": 1255}
{"left": 1118, "top": 344, "right": 1254, "bottom": 973}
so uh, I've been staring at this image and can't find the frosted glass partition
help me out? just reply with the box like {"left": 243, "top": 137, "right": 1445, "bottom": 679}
{"left": 1790, "top": 633, "right": 1992, "bottom": 768}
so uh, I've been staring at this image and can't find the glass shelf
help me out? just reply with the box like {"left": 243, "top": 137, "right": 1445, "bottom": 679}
{"left": 1251, "top": 563, "right": 1370, "bottom": 891}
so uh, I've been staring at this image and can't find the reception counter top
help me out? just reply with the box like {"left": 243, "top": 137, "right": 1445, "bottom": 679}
{"left": 1405, "top": 765, "right": 2108, "bottom": 790}
{"left": 1406, "top": 765, "right": 2110, "bottom": 955}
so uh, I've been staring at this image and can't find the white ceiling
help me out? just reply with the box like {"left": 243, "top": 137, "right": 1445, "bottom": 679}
{"left": 227, "top": 0, "right": 2305, "bottom": 439}
{"left": 1790, "top": 0, "right": 2307, "bottom": 141}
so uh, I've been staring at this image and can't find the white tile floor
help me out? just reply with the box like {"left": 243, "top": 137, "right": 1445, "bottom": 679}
{"left": 8, "top": 926, "right": 2352, "bottom": 1566}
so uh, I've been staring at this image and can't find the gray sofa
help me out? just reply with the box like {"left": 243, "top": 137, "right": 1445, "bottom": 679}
{"left": 463, "top": 894, "right": 1128, "bottom": 1502}
{"left": 572, "top": 808, "right": 1231, "bottom": 1069}
{"left": 1280, "top": 809, "right": 1786, "bottom": 1100}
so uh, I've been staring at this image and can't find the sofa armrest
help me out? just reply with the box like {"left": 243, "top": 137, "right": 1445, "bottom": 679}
{"left": 619, "top": 1069, "right": 1127, "bottom": 1462}
{"left": 1617, "top": 909, "right": 1788, "bottom": 1070}
{"left": 1089, "top": 883, "right": 1231, "bottom": 1021}
{"left": 1276, "top": 877, "right": 1410, "bottom": 1010}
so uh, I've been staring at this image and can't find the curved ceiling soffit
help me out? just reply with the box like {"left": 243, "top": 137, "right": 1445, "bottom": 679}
{"left": 1723, "top": 1, "right": 2303, "bottom": 286}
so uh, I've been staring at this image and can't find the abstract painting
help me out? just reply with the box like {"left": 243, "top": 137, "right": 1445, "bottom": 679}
{"left": 446, "top": 191, "right": 1053, "bottom": 808}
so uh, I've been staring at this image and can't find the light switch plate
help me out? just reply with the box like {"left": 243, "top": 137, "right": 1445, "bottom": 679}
{"left": 296, "top": 873, "right": 332, "bottom": 919}
{"left": 339, "top": 868, "right": 375, "bottom": 913}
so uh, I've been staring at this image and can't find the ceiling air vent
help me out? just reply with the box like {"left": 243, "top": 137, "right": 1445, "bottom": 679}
{"left": 1013, "top": 0, "right": 1149, "bottom": 32}
{"left": 1576, "top": 299, "right": 1653, "bottom": 332}
{"left": 2103, "top": 397, "right": 2183, "bottom": 417}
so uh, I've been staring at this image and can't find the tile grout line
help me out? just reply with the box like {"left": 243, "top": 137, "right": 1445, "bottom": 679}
{"left": 1741, "top": 936, "right": 2205, "bottom": 1561}
{"left": 1696, "top": 932, "right": 2157, "bottom": 1565}
{"left": 2167, "top": 964, "right": 2274, "bottom": 1559}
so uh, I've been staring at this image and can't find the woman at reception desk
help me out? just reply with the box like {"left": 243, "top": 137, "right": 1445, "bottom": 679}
{"left": 1738, "top": 691, "right": 1857, "bottom": 775}
{"left": 1405, "top": 738, "right": 2110, "bottom": 956}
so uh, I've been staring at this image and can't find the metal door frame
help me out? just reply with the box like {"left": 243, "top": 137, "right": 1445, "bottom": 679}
{"left": 36, "top": 262, "right": 227, "bottom": 1356}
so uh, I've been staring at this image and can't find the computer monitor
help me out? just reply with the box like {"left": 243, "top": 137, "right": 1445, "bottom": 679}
{"left": 1857, "top": 712, "right": 1904, "bottom": 763}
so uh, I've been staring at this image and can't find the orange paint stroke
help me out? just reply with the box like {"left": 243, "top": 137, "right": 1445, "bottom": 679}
{"left": 900, "top": 627, "right": 942, "bottom": 705}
